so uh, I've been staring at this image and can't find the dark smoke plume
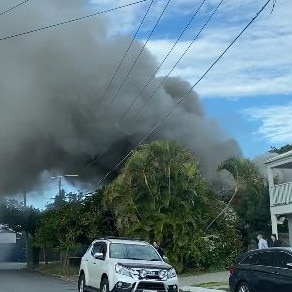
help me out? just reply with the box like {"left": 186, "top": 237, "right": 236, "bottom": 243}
{"left": 0, "top": 0, "right": 241, "bottom": 195}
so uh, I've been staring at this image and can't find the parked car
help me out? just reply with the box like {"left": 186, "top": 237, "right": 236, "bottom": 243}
{"left": 78, "top": 237, "right": 179, "bottom": 292}
{"left": 229, "top": 247, "right": 292, "bottom": 292}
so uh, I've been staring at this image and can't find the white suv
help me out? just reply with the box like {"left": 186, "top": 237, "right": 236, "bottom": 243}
{"left": 78, "top": 237, "right": 179, "bottom": 292}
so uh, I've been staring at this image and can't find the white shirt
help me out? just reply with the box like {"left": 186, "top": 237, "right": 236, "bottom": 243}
{"left": 258, "top": 238, "right": 268, "bottom": 249}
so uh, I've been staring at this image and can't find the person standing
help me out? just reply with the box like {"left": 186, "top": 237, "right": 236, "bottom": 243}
{"left": 153, "top": 241, "right": 164, "bottom": 258}
{"left": 257, "top": 234, "right": 268, "bottom": 249}
{"left": 269, "top": 234, "right": 281, "bottom": 247}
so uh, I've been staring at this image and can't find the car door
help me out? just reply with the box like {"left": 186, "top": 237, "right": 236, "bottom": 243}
{"left": 274, "top": 251, "right": 292, "bottom": 292}
{"left": 87, "top": 241, "right": 108, "bottom": 288}
{"left": 249, "top": 250, "right": 277, "bottom": 292}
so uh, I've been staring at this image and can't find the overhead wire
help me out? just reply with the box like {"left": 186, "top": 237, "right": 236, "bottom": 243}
{"left": 76, "top": 0, "right": 211, "bottom": 177}
{"left": 96, "top": 0, "right": 155, "bottom": 108}
{"left": 118, "top": 0, "right": 208, "bottom": 122}
{"left": 103, "top": 0, "right": 172, "bottom": 111}
{"left": 76, "top": 0, "right": 172, "bottom": 176}
{"left": 0, "top": 0, "right": 147, "bottom": 42}
{"left": 0, "top": 0, "right": 29, "bottom": 17}
{"left": 132, "top": 0, "right": 225, "bottom": 121}
{"left": 90, "top": 0, "right": 272, "bottom": 190}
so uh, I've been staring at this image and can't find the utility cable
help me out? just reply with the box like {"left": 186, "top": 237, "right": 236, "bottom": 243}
{"left": 96, "top": 0, "right": 155, "bottom": 108}
{"left": 103, "top": 0, "right": 172, "bottom": 111}
{"left": 0, "top": 0, "right": 147, "bottom": 42}
{"left": 83, "top": 0, "right": 210, "bottom": 174}
{"left": 91, "top": 0, "right": 272, "bottom": 189}
{"left": 133, "top": 0, "right": 224, "bottom": 120}
{"left": 118, "top": 0, "right": 208, "bottom": 122}
{"left": 0, "top": 0, "right": 29, "bottom": 17}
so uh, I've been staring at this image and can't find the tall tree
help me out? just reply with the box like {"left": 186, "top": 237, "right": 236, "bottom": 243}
{"left": 206, "top": 157, "right": 266, "bottom": 231}
{"left": 269, "top": 144, "right": 292, "bottom": 154}
{"left": 103, "top": 140, "right": 241, "bottom": 270}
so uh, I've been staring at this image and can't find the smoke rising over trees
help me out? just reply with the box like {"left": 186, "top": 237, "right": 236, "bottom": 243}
{"left": 0, "top": 0, "right": 241, "bottom": 195}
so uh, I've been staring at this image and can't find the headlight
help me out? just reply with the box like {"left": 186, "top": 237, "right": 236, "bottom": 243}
{"left": 158, "top": 269, "right": 168, "bottom": 279}
{"left": 167, "top": 268, "right": 177, "bottom": 279}
{"left": 115, "top": 264, "right": 133, "bottom": 278}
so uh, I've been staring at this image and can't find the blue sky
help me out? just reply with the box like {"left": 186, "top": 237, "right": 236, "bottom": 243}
{"left": 91, "top": 0, "right": 292, "bottom": 158}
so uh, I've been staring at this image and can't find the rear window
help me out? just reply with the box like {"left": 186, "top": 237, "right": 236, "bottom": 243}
{"left": 240, "top": 254, "right": 258, "bottom": 265}
{"left": 255, "top": 251, "right": 275, "bottom": 267}
{"left": 240, "top": 251, "right": 275, "bottom": 267}
{"left": 275, "top": 251, "right": 292, "bottom": 268}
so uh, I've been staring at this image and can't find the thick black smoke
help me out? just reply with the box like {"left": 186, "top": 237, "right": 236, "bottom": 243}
{"left": 0, "top": 0, "right": 241, "bottom": 195}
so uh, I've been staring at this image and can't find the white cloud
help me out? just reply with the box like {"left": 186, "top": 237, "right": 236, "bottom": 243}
{"left": 244, "top": 103, "right": 292, "bottom": 144}
{"left": 90, "top": 0, "right": 292, "bottom": 98}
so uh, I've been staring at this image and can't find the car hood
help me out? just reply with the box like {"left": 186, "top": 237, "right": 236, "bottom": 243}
{"left": 114, "top": 259, "right": 172, "bottom": 270}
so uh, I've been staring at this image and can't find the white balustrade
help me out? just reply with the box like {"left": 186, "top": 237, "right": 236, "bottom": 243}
{"left": 270, "top": 182, "right": 292, "bottom": 206}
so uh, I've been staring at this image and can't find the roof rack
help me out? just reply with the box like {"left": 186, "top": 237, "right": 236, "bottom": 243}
{"left": 97, "top": 236, "right": 148, "bottom": 242}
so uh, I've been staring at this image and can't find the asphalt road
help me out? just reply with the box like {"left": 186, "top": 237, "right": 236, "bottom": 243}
{"left": 0, "top": 266, "right": 77, "bottom": 292}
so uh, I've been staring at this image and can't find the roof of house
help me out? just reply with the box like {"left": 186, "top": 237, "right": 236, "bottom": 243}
{"left": 265, "top": 150, "right": 292, "bottom": 168}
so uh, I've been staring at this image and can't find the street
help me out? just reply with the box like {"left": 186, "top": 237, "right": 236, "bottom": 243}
{"left": 0, "top": 265, "right": 77, "bottom": 292}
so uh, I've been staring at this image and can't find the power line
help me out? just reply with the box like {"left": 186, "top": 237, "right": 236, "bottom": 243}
{"left": 133, "top": 0, "right": 224, "bottom": 120}
{"left": 96, "top": 0, "right": 155, "bottom": 108}
{"left": 77, "top": 0, "right": 209, "bottom": 177}
{"left": 0, "top": 0, "right": 29, "bottom": 17}
{"left": 75, "top": 0, "right": 172, "bottom": 176}
{"left": 103, "top": 0, "right": 172, "bottom": 111}
{"left": 118, "top": 0, "right": 208, "bottom": 122}
{"left": 91, "top": 0, "right": 272, "bottom": 189}
{"left": 0, "top": 0, "right": 147, "bottom": 42}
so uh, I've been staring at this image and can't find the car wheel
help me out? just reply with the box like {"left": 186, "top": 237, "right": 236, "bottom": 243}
{"left": 78, "top": 274, "right": 87, "bottom": 292}
{"left": 236, "top": 281, "right": 253, "bottom": 292}
{"left": 100, "top": 277, "right": 109, "bottom": 292}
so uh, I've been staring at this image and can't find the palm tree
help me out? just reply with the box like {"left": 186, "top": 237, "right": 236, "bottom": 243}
{"left": 206, "top": 157, "right": 265, "bottom": 231}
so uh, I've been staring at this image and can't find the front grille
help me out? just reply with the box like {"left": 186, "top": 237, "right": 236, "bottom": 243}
{"left": 145, "top": 275, "right": 160, "bottom": 280}
{"left": 136, "top": 282, "right": 166, "bottom": 292}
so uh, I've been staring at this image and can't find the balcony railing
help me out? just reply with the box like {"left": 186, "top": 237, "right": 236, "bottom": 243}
{"left": 270, "top": 182, "right": 292, "bottom": 206}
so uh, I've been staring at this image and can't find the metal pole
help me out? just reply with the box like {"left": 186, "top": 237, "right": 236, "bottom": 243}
{"left": 23, "top": 187, "right": 30, "bottom": 267}
{"left": 58, "top": 176, "right": 62, "bottom": 196}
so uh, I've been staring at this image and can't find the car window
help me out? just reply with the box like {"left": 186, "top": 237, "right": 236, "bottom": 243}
{"left": 91, "top": 243, "right": 103, "bottom": 257}
{"left": 275, "top": 252, "right": 292, "bottom": 268}
{"left": 91, "top": 242, "right": 107, "bottom": 257}
{"left": 255, "top": 251, "right": 275, "bottom": 267}
{"left": 109, "top": 243, "right": 161, "bottom": 260}
{"left": 240, "top": 253, "right": 258, "bottom": 265}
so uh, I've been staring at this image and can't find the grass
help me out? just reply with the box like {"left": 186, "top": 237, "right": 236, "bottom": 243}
{"left": 37, "top": 262, "right": 79, "bottom": 277}
{"left": 179, "top": 267, "right": 227, "bottom": 276}
{"left": 195, "top": 281, "right": 228, "bottom": 288}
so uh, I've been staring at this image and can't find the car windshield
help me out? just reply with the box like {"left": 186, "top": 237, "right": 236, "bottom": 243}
{"left": 109, "top": 243, "right": 161, "bottom": 260}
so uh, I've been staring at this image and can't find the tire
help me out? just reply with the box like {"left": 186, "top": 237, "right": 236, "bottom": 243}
{"left": 236, "top": 281, "right": 253, "bottom": 292}
{"left": 100, "top": 277, "right": 109, "bottom": 292}
{"left": 78, "top": 274, "right": 87, "bottom": 292}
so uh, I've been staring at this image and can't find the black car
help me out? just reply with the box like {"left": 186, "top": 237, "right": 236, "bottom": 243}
{"left": 229, "top": 247, "right": 292, "bottom": 292}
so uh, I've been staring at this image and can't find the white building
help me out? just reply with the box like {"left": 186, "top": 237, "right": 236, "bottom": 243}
{"left": 0, "top": 228, "right": 16, "bottom": 244}
{"left": 265, "top": 150, "right": 292, "bottom": 246}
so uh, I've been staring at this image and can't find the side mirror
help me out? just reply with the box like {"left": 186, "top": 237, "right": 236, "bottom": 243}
{"left": 286, "top": 263, "right": 292, "bottom": 269}
{"left": 94, "top": 252, "right": 104, "bottom": 260}
{"left": 163, "top": 256, "right": 168, "bottom": 262}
